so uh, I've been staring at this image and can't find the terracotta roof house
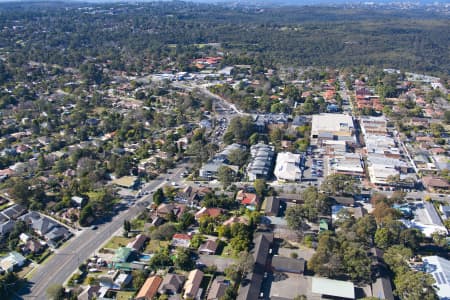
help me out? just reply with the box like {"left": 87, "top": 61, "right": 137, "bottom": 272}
{"left": 195, "top": 207, "right": 224, "bottom": 220}
{"left": 236, "top": 190, "right": 259, "bottom": 207}
{"left": 422, "top": 176, "right": 449, "bottom": 192}
{"left": 223, "top": 216, "right": 249, "bottom": 227}
{"left": 135, "top": 276, "right": 163, "bottom": 300}
{"left": 198, "top": 240, "right": 218, "bottom": 255}
{"left": 183, "top": 269, "right": 204, "bottom": 299}
{"left": 172, "top": 234, "right": 192, "bottom": 248}
{"left": 158, "top": 273, "right": 185, "bottom": 295}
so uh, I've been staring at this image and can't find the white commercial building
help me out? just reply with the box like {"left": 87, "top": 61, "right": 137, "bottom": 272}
{"left": 310, "top": 113, "right": 355, "bottom": 145}
{"left": 274, "top": 152, "right": 302, "bottom": 182}
{"left": 421, "top": 256, "right": 450, "bottom": 299}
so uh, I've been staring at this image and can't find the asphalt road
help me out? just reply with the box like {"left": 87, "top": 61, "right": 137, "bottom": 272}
{"left": 18, "top": 166, "right": 188, "bottom": 299}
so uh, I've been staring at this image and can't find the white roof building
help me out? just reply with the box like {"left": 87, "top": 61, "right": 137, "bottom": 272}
{"left": 311, "top": 114, "right": 355, "bottom": 144}
{"left": 274, "top": 152, "right": 302, "bottom": 182}
{"left": 401, "top": 201, "right": 448, "bottom": 237}
{"left": 422, "top": 256, "right": 450, "bottom": 299}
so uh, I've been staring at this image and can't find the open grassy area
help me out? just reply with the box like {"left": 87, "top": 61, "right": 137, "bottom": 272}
{"left": 144, "top": 240, "right": 170, "bottom": 253}
{"left": 103, "top": 236, "right": 133, "bottom": 250}
{"left": 116, "top": 291, "right": 136, "bottom": 300}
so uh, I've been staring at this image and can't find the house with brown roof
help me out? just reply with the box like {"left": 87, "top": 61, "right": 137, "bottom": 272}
{"left": 183, "top": 269, "right": 204, "bottom": 299}
{"left": 158, "top": 273, "right": 185, "bottom": 295}
{"left": 156, "top": 203, "right": 186, "bottom": 219}
{"left": 126, "top": 234, "right": 148, "bottom": 252}
{"left": 198, "top": 240, "right": 218, "bottom": 255}
{"left": 135, "top": 276, "right": 163, "bottom": 300}
{"left": 195, "top": 207, "right": 224, "bottom": 220}
{"left": 422, "top": 176, "right": 449, "bottom": 192}
{"left": 223, "top": 216, "right": 249, "bottom": 227}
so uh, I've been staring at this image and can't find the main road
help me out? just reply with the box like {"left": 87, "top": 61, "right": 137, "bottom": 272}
{"left": 18, "top": 166, "right": 187, "bottom": 300}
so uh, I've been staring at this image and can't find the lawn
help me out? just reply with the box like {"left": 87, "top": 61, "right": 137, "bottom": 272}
{"left": 144, "top": 240, "right": 170, "bottom": 253}
{"left": 103, "top": 236, "right": 133, "bottom": 250}
{"left": 116, "top": 291, "right": 136, "bottom": 300}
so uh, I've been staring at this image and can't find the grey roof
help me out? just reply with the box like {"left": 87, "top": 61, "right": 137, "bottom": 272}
{"left": 264, "top": 196, "right": 280, "bottom": 216}
{"left": 159, "top": 274, "right": 185, "bottom": 294}
{"left": 424, "top": 201, "right": 444, "bottom": 227}
{"left": 2, "top": 204, "right": 26, "bottom": 219}
{"left": 237, "top": 233, "right": 273, "bottom": 300}
{"left": 45, "top": 226, "right": 71, "bottom": 242}
{"left": 372, "top": 277, "right": 394, "bottom": 300}
{"left": 0, "top": 220, "right": 15, "bottom": 235}
{"left": 271, "top": 256, "right": 305, "bottom": 274}
{"left": 207, "top": 277, "right": 228, "bottom": 300}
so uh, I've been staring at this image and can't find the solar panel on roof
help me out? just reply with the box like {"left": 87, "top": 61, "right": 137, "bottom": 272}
{"left": 439, "top": 272, "right": 446, "bottom": 284}
{"left": 435, "top": 273, "right": 442, "bottom": 285}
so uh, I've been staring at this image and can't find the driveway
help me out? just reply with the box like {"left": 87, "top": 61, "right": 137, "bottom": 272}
{"left": 198, "top": 255, "right": 236, "bottom": 272}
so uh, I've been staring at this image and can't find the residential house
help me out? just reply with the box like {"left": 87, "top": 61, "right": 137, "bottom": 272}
{"left": 422, "top": 176, "right": 449, "bottom": 192}
{"left": 198, "top": 240, "right": 218, "bottom": 255}
{"left": 158, "top": 273, "right": 185, "bottom": 295}
{"left": 77, "top": 285, "right": 100, "bottom": 300}
{"left": 236, "top": 190, "right": 259, "bottom": 208}
{"left": 0, "top": 220, "right": 15, "bottom": 239}
{"left": 264, "top": 196, "right": 280, "bottom": 217}
{"left": 195, "top": 208, "right": 224, "bottom": 221}
{"left": 22, "top": 239, "right": 44, "bottom": 255}
{"left": 172, "top": 234, "right": 192, "bottom": 248}
{"left": 156, "top": 203, "right": 186, "bottom": 220}
{"left": 113, "top": 247, "right": 133, "bottom": 263}
{"left": 183, "top": 269, "right": 204, "bottom": 299}
{"left": 2, "top": 204, "right": 26, "bottom": 220}
{"left": 135, "top": 276, "right": 163, "bottom": 300}
{"left": 0, "top": 251, "right": 26, "bottom": 272}
{"left": 207, "top": 276, "right": 228, "bottom": 300}
{"left": 127, "top": 234, "right": 148, "bottom": 252}
{"left": 223, "top": 216, "right": 249, "bottom": 227}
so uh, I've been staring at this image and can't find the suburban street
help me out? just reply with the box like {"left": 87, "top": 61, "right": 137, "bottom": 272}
{"left": 18, "top": 166, "right": 187, "bottom": 300}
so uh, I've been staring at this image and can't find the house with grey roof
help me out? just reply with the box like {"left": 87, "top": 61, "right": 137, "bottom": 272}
{"left": 158, "top": 273, "right": 185, "bottom": 295}
{"left": 247, "top": 143, "right": 275, "bottom": 181}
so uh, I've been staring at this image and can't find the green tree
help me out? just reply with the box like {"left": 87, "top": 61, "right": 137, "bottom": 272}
{"left": 174, "top": 248, "right": 194, "bottom": 271}
{"left": 321, "top": 174, "right": 360, "bottom": 196}
{"left": 46, "top": 284, "right": 65, "bottom": 300}
{"left": 394, "top": 270, "right": 438, "bottom": 300}
{"left": 285, "top": 205, "right": 305, "bottom": 232}
{"left": 383, "top": 245, "right": 413, "bottom": 274}
{"left": 132, "top": 270, "right": 148, "bottom": 290}
{"left": 153, "top": 188, "right": 164, "bottom": 206}
{"left": 217, "top": 166, "right": 235, "bottom": 188}
{"left": 253, "top": 179, "right": 267, "bottom": 198}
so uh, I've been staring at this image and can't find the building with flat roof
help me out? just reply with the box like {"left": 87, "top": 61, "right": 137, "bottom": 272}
{"left": 311, "top": 113, "right": 355, "bottom": 145}
{"left": 311, "top": 277, "right": 355, "bottom": 299}
{"left": 421, "top": 256, "right": 450, "bottom": 299}
{"left": 274, "top": 152, "right": 302, "bottom": 182}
